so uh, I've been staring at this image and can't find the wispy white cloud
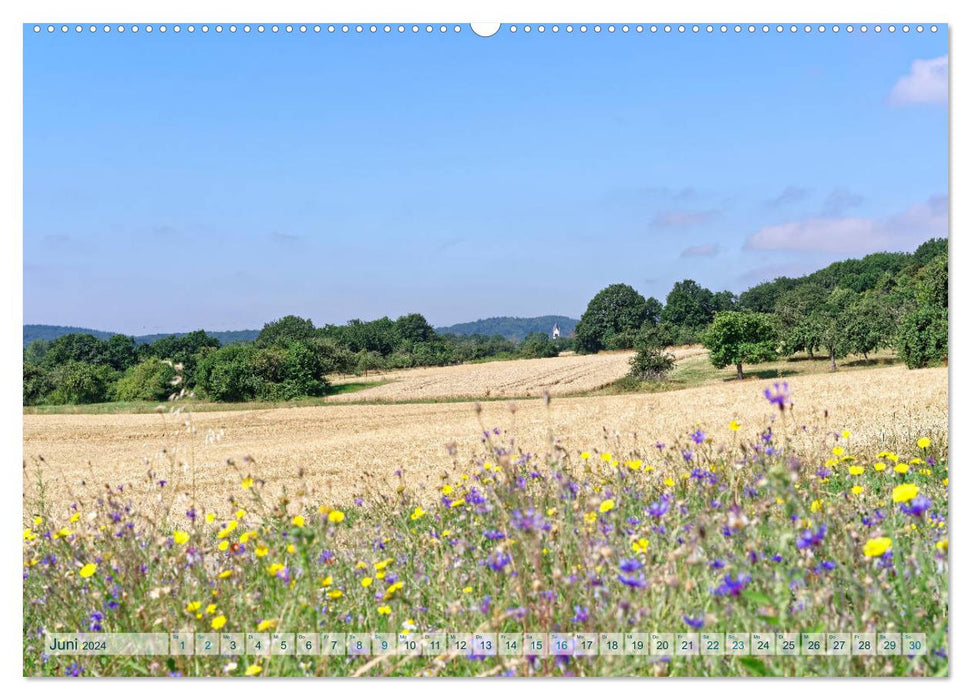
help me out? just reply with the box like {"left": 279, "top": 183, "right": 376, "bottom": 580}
{"left": 764, "top": 186, "right": 811, "bottom": 208}
{"left": 890, "top": 56, "right": 948, "bottom": 105}
{"left": 821, "top": 187, "right": 865, "bottom": 216}
{"left": 745, "top": 196, "right": 947, "bottom": 254}
{"left": 680, "top": 244, "right": 719, "bottom": 258}
{"left": 651, "top": 208, "right": 720, "bottom": 229}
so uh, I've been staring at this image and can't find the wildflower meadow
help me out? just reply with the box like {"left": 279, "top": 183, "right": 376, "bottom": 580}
{"left": 22, "top": 383, "right": 948, "bottom": 677}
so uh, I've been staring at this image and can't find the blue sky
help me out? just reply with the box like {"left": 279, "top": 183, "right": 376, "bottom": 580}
{"left": 24, "top": 25, "right": 948, "bottom": 334}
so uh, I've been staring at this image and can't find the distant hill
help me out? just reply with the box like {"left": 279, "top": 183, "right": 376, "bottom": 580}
{"left": 23, "top": 324, "right": 259, "bottom": 348}
{"left": 436, "top": 316, "right": 578, "bottom": 342}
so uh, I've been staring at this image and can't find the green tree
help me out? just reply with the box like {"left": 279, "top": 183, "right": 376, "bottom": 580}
{"left": 628, "top": 340, "right": 675, "bottom": 381}
{"left": 844, "top": 293, "right": 895, "bottom": 360}
{"left": 395, "top": 313, "right": 436, "bottom": 348}
{"left": 115, "top": 358, "right": 178, "bottom": 401}
{"left": 660, "top": 280, "right": 716, "bottom": 343}
{"left": 256, "top": 315, "right": 316, "bottom": 348}
{"left": 518, "top": 332, "right": 559, "bottom": 359}
{"left": 42, "top": 333, "right": 108, "bottom": 368}
{"left": 47, "top": 361, "right": 116, "bottom": 404}
{"left": 195, "top": 345, "right": 259, "bottom": 402}
{"left": 574, "top": 284, "right": 649, "bottom": 354}
{"left": 23, "top": 363, "right": 52, "bottom": 405}
{"left": 818, "top": 288, "right": 857, "bottom": 371}
{"left": 104, "top": 334, "right": 138, "bottom": 371}
{"left": 702, "top": 311, "right": 779, "bottom": 379}
{"left": 898, "top": 305, "right": 948, "bottom": 369}
{"left": 144, "top": 330, "right": 221, "bottom": 387}
{"left": 24, "top": 339, "right": 51, "bottom": 366}
{"left": 774, "top": 283, "right": 828, "bottom": 357}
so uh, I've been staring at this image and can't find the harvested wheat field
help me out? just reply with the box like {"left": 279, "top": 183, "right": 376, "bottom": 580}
{"left": 328, "top": 346, "right": 706, "bottom": 401}
{"left": 22, "top": 365, "right": 947, "bottom": 518}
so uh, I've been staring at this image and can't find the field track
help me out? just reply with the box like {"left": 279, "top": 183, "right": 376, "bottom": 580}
{"left": 327, "top": 347, "right": 706, "bottom": 401}
{"left": 23, "top": 365, "right": 947, "bottom": 517}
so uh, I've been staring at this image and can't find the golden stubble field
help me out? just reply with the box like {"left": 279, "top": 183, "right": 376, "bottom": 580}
{"left": 22, "top": 365, "right": 947, "bottom": 519}
{"left": 328, "top": 347, "right": 706, "bottom": 401}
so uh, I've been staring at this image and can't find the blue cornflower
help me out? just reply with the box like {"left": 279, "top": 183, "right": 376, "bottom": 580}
{"left": 900, "top": 495, "right": 932, "bottom": 517}
{"left": 712, "top": 573, "right": 751, "bottom": 597}
{"left": 764, "top": 382, "right": 790, "bottom": 409}
{"left": 796, "top": 523, "right": 827, "bottom": 550}
{"left": 483, "top": 529, "right": 506, "bottom": 540}
{"left": 619, "top": 558, "right": 643, "bottom": 573}
{"left": 683, "top": 615, "right": 705, "bottom": 630}
{"left": 690, "top": 430, "right": 706, "bottom": 445}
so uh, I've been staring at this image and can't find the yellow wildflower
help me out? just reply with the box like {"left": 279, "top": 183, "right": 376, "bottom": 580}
{"left": 580, "top": 451, "right": 591, "bottom": 460}
{"left": 361, "top": 577, "right": 373, "bottom": 588}
{"left": 894, "top": 463, "right": 910, "bottom": 474}
{"left": 211, "top": 615, "right": 227, "bottom": 630}
{"left": 244, "top": 664, "right": 262, "bottom": 676}
{"left": 850, "top": 485, "right": 863, "bottom": 496}
{"left": 292, "top": 515, "right": 305, "bottom": 528}
{"left": 410, "top": 507, "right": 426, "bottom": 520}
{"left": 206, "top": 603, "right": 218, "bottom": 615}
{"left": 601, "top": 452, "right": 613, "bottom": 462}
{"left": 79, "top": 563, "right": 97, "bottom": 578}
{"left": 255, "top": 544, "right": 268, "bottom": 557}
{"left": 848, "top": 466, "right": 864, "bottom": 476}
{"left": 874, "top": 462, "right": 887, "bottom": 472}
{"left": 241, "top": 477, "right": 254, "bottom": 490}
{"left": 863, "top": 537, "right": 892, "bottom": 558}
{"left": 832, "top": 447, "right": 844, "bottom": 457}
{"left": 449, "top": 499, "right": 466, "bottom": 508}
{"left": 218, "top": 569, "right": 234, "bottom": 579}
{"left": 583, "top": 512, "right": 597, "bottom": 524}
{"left": 599, "top": 499, "right": 616, "bottom": 514}
{"left": 186, "top": 601, "right": 201, "bottom": 613}
{"left": 729, "top": 420, "right": 741, "bottom": 432}
{"left": 378, "top": 605, "right": 392, "bottom": 615}
{"left": 218, "top": 540, "right": 229, "bottom": 551}
{"left": 631, "top": 538, "right": 649, "bottom": 554}
{"left": 917, "top": 437, "right": 931, "bottom": 449}
{"left": 462, "top": 586, "right": 473, "bottom": 594}
{"left": 205, "top": 512, "right": 216, "bottom": 524}
{"left": 328, "top": 590, "right": 343, "bottom": 599}
{"left": 810, "top": 500, "right": 823, "bottom": 513}
{"left": 328, "top": 510, "right": 345, "bottom": 523}
{"left": 892, "top": 483, "right": 919, "bottom": 503}
{"left": 257, "top": 619, "right": 278, "bottom": 632}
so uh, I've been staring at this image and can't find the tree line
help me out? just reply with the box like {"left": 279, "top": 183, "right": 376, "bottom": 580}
{"left": 23, "top": 238, "right": 946, "bottom": 405}
{"left": 22, "top": 314, "right": 568, "bottom": 406}
{"left": 571, "top": 238, "right": 946, "bottom": 382}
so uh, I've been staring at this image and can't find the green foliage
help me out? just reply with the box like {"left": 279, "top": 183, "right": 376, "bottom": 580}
{"left": 702, "top": 311, "right": 779, "bottom": 379}
{"left": 24, "top": 339, "right": 51, "bottom": 366}
{"left": 575, "top": 283, "right": 650, "bottom": 353}
{"left": 774, "top": 283, "right": 828, "bottom": 357}
{"left": 142, "top": 330, "right": 221, "bottom": 386}
{"left": 115, "top": 358, "right": 178, "bottom": 402}
{"left": 42, "top": 333, "right": 110, "bottom": 368}
{"left": 818, "top": 288, "right": 857, "bottom": 370}
{"left": 843, "top": 293, "right": 896, "bottom": 359}
{"left": 395, "top": 313, "right": 435, "bottom": 347}
{"left": 660, "top": 280, "right": 716, "bottom": 342}
{"left": 518, "top": 332, "right": 559, "bottom": 359}
{"left": 628, "top": 341, "right": 675, "bottom": 381}
{"left": 46, "top": 361, "right": 116, "bottom": 405}
{"left": 256, "top": 315, "right": 316, "bottom": 348}
{"left": 104, "top": 334, "right": 139, "bottom": 371}
{"left": 195, "top": 345, "right": 260, "bottom": 402}
{"left": 23, "top": 363, "right": 52, "bottom": 405}
{"left": 898, "top": 305, "right": 948, "bottom": 369}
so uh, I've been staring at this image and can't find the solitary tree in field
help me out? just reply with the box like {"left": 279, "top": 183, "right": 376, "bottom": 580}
{"left": 702, "top": 311, "right": 779, "bottom": 380}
